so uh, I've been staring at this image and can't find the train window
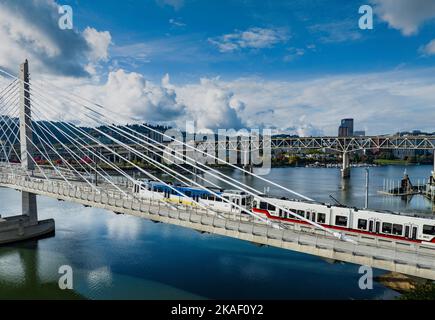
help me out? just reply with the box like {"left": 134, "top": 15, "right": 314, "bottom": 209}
{"left": 215, "top": 196, "right": 222, "bottom": 202}
{"left": 369, "top": 220, "right": 374, "bottom": 232}
{"left": 358, "top": 219, "right": 367, "bottom": 230}
{"left": 260, "top": 202, "right": 268, "bottom": 210}
{"left": 405, "top": 226, "right": 410, "bottom": 238}
{"left": 241, "top": 198, "right": 246, "bottom": 206}
{"left": 412, "top": 227, "right": 418, "bottom": 240}
{"left": 306, "top": 212, "right": 310, "bottom": 220}
{"left": 335, "top": 215, "right": 348, "bottom": 227}
{"left": 317, "top": 213, "right": 326, "bottom": 223}
{"left": 297, "top": 210, "right": 305, "bottom": 218}
{"left": 382, "top": 223, "right": 392, "bottom": 234}
{"left": 423, "top": 225, "right": 435, "bottom": 236}
{"left": 268, "top": 204, "right": 276, "bottom": 211}
{"left": 185, "top": 191, "right": 192, "bottom": 197}
{"left": 393, "top": 224, "right": 403, "bottom": 236}
{"left": 253, "top": 200, "right": 257, "bottom": 208}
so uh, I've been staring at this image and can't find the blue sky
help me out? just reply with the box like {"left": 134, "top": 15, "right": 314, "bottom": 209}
{"left": 61, "top": 0, "right": 435, "bottom": 82}
{"left": 1, "top": 0, "right": 435, "bottom": 135}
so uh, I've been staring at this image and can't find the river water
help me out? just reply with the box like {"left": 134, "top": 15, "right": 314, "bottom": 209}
{"left": 0, "top": 165, "right": 433, "bottom": 299}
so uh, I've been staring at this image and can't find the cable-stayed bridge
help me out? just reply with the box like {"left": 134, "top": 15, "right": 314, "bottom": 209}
{"left": 0, "top": 61, "right": 435, "bottom": 281}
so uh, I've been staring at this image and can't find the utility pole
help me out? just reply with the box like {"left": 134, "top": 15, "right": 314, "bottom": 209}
{"left": 19, "top": 60, "right": 38, "bottom": 225}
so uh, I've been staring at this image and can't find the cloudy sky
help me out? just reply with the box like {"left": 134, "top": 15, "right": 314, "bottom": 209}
{"left": 1, "top": 0, "right": 435, "bottom": 135}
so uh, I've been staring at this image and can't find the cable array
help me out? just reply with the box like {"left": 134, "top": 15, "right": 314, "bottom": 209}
{"left": 0, "top": 67, "right": 354, "bottom": 242}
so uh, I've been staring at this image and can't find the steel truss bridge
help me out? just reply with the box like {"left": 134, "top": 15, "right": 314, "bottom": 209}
{"left": 0, "top": 61, "right": 434, "bottom": 281}
{"left": 246, "top": 135, "right": 435, "bottom": 152}
{"left": 194, "top": 135, "right": 435, "bottom": 178}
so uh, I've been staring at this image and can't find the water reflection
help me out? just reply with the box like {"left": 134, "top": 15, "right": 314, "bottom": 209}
{"left": 0, "top": 241, "right": 83, "bottom": 299}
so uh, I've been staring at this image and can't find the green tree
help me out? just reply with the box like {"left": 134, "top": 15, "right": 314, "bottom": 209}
{"left": 399, "top": 282, "right": 435, "bottom": 300}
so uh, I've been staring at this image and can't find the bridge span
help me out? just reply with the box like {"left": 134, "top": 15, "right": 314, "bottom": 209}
{"left": 1, "top": 166, "right": 435, "bottom": 280}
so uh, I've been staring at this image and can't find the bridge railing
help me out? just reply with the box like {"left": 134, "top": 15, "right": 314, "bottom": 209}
{"left": 1, "top": 168, "right": 435, "bottom": 272}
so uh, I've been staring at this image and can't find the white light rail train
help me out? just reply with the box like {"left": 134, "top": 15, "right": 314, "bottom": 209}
{"left": 133, "top": 180, "right": 435, "bottom": 244}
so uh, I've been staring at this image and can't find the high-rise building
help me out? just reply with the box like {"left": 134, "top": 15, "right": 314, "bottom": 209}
{"left": 338, "top": 118, "right": 354, "bottom": 137}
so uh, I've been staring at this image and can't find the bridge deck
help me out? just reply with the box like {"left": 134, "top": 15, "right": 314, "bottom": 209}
{"left": 1, "top": 169, "right": 435, "bottom": 280}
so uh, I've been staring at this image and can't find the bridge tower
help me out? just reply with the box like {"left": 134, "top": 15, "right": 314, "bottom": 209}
{"left": 19, "top": 60, "right": 38, "bottom": 225}
{"left": 0, "top": 60, "right": 54, "bottom": 244}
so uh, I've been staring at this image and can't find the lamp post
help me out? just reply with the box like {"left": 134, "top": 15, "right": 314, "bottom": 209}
{"left": 365, "top": 168, "right": 369, "bottom": 209}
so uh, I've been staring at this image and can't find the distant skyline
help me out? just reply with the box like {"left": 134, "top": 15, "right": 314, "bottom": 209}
{"left": 0, "top": 0, "right": 435, "bottom": 135}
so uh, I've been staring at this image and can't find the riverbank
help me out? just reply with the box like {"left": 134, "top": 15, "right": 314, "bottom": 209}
{"left": 376, "top": 272, "right": 435, "bottom": 299}
{"left": 375, "top": 159, "right": 411, "bottom": 166}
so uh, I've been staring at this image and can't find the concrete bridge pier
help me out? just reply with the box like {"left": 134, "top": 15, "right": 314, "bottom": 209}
{"left": 341, "top": 152, "right": 351, "bottom": 179}
{"left": 0, "top": 60, "right": 54, "bottom": 245}
{"left": 241, "top": 146, "right": 253, "bottom": 174}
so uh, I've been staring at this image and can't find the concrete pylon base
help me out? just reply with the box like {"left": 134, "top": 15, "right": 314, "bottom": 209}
{"left": 0, "top": 215, "right": 55, "bottom": 245}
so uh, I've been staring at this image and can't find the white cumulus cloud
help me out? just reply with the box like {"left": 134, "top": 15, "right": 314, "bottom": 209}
{"left": 83, "top": 27, "right": 112, "bottom": 62}
{"left": 419, "top": 39, "right": 435, "bottom": 56}
{"left": 156, "top": 0, "right": 184, "bottom": 10}
{"left": 29, "top": 67, "right": 435, "bottom": 136}
{"left": 176, "top": 78, "right": 245, "bottom": 130}
{"left": 0, "top": 0, "right": 111, "bottom": 77}
{"left": 208, "top": 27, "right": 289, "bottom": 53}
{"left": 371, "top": 0, "right": 435, "bottom": 36}
{"left": 78, "top": 70, "right": 186, "bottom": 123}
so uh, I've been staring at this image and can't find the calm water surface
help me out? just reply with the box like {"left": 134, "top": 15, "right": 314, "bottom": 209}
{"left": 0, "top": 165, "right": 433, "bottom": 299}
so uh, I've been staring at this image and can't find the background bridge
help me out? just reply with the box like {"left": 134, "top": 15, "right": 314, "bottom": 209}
{"left": 194, "top": 135, "right": 435, "bottom": 178}
{"left": 0, "top": 61, "right": 434, "bottom": 281}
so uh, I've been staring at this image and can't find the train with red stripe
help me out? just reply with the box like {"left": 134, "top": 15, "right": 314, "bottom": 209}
{"left": 252, "top": 196, "right": 435, "bottom": 244}
{"left": 133, "top": 179, "right": 435, "bottom": 244}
